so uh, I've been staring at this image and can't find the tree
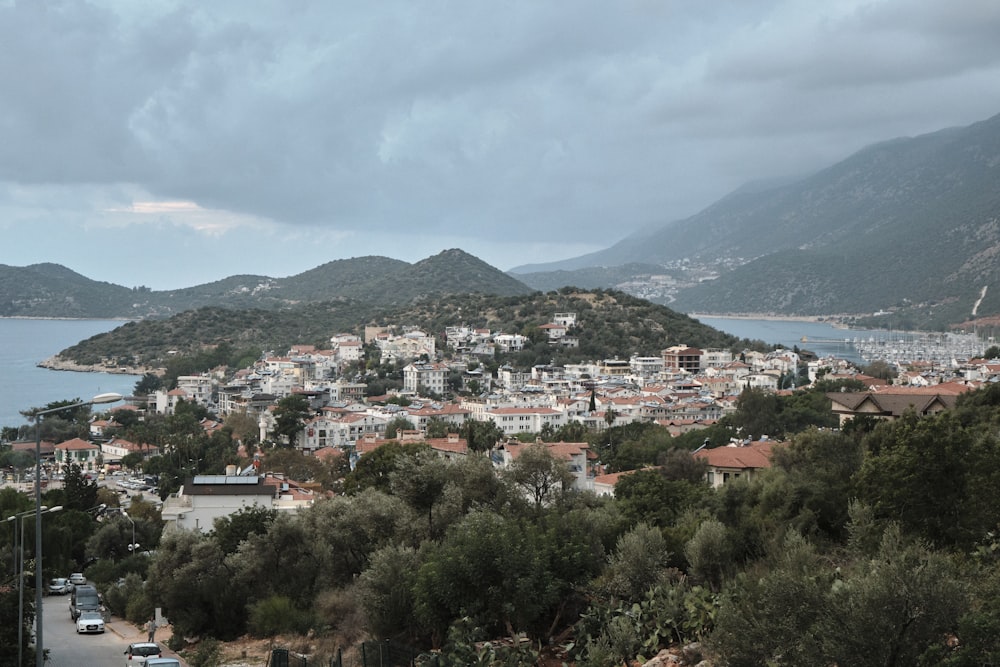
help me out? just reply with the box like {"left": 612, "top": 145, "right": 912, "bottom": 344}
{"left": 818, "top": 524, "right": 967, "bottom": 666}
{"left": 0, "top": 586, "right": 36, "bottom": 665}
{"left": 854, "top": 411, "right": 979, "bottom": 547}
{"left": 271, "top": 394, "right": 312, "bottom": 447}
{"left": 303, "top": 489, "right": 412, "bottom": 585}
{"left": 726, "top": 387, "right": 782, "bottom": 440}
{"left": 146, "top": 530, "right": 249, "bottom": 640}
{"left": 596, "top": 522, "right": 673, "bottom": 602}
{"left": 62, "top": 463, "right": 99, "bottom": 511}
{"left": 133, "top": 373, "right": 163, "bottom": 396}
{"left": 505, "top": 443, "right": 575, "bottom": 510}
{"left": 228, "top": 513, "right": 323, "bottom": 607}
{"left": 343, "top": 442, "right": 429, "bottom": 495}
{"left": 356, "top": 545, "right": 423, "bottom": 640}
{"left": 459, "top": 418, "right": 503, "bottom": 453}
{"left": 210, "top": 505, "right": 278, "bottom": 555}
{"left": 708, "top": 530, "right": 831, "bottom": 666}
{"left": 414, "top": 511, "right": 558, "bottom": 641}
{"left": 768, "top": 428, "right": 862, "bottom": 539}
{"left": 384, "top": 416, "right": 416, "bottom": 439}
{"left": 425, "top": 418, "right": 451, "bottom": 439}
{"left": 390, "top": 449, "right": 451, "bottom": 535}
{"left": 684, "top": 519, "right": 733, "bottom": 591}
{"left": 614, "top": 469, "right": 704, "bottom": 528}
{"left": 224, "top": 410, "right": 260, "bottom": 447}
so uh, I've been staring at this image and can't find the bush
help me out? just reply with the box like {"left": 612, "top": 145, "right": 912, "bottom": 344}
{"left": 248, "top": 595, "right": 313, "bottom": 637}
{"left": 185, "top": 637, "right": 222, "bottom": 667}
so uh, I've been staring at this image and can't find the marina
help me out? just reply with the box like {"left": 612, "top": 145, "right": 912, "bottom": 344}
{"left": 799, "top": 330, "right": 987, "bottom": 366}
{"left": 698, "top": 316, "right": 991, "bottom": 367}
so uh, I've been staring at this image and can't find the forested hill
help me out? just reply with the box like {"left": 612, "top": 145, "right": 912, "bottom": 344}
{"left": 0, "top": 249, "right": 532, "bottom": 319}
{"left": 55, "top": 288, "right": 745, "bottom": 372}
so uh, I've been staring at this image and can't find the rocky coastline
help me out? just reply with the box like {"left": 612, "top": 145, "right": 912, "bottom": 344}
{"left": 38, "top": 355, "right": 154, "bottom": 376}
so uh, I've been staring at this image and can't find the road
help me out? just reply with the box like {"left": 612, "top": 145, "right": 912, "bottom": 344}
{"left": 40, "top": 593, "right": 185, "bottom": 666}
{"left": 42, "top": 592, "right": 127, "bottom": 667}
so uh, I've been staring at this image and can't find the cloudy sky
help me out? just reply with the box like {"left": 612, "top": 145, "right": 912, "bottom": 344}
{"left": 3, "top": 0, "right": 1000, "bottom": 289}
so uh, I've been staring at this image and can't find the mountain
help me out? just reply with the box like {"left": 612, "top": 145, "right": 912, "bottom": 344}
{"left": 0, "top": 249, "right": 533, "bottom": 319}
{"left": 511, "top": 112, "right": 1000, "bottom": 329}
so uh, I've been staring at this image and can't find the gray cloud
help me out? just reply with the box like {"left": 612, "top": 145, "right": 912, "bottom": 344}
{"left": 2, "top": 0, "right": 1000, "bottom": 286}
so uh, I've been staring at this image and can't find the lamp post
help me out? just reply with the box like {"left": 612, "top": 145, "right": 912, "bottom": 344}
{"left": 8, "top": 505, "right": 61, "bottom": 667}
{"left": 30, "top": 392, "right": 122, "bottom": 667}
{"left": 121, "top": 510, "right": 139, "bottom": 555}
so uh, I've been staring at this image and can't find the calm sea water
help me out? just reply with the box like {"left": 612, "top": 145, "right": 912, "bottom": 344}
{"left": 0, "top": 319, "right": 140, "bottom": 430}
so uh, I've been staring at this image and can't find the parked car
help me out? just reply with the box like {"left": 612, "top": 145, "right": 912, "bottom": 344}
{"left": 144, "top": 659, "right": 181, "bottom": 667}
{"left": 124, "top": 642, "right": 162, "bottom": 665}
{"left": 75, "top": 610, "right": 105, "bottom": 634}
{"left": 69, "top": 572, "right": 87, "bottom": 585}
{"left": 48, "top": 577, "right": 72, "bottom": 595}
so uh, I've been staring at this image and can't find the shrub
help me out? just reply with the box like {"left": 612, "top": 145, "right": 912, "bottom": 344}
{"left": 248, "top": 595, "right": 313, "bottom": 637}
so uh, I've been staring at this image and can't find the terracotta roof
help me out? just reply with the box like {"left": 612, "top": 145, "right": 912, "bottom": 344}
{"left": 503, "top": 441, "right": 588, "bottom": 461}
{"left": 55, "top": 437, "right": 99, "bottom": 451}
{"left": 694, "top": 441, "right": 777, "bottom": 470}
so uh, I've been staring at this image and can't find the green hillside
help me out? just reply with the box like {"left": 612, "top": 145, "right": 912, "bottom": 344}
{"left": 0, "top": 249, "right": 532, "bottom": 319}
{"left": 55, "top": 288, "right": 745, "bottom": 371}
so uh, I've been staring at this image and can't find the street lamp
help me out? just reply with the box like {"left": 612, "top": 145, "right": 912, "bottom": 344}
{"left": 7, "top": 505, "right": 61, "bottom": 667}
{"left": 30, "top": 391, "right": 122, "bottom": 667}
{"left": 121, "top": 510, "right": 139, "bottom": 555}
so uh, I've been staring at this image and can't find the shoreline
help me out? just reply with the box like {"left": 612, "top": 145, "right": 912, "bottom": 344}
{"left": 689, "top": 312, "right": 853, "bottom": 328}
{"left": 38, "top": 355, "right": 151, "bottom": 377}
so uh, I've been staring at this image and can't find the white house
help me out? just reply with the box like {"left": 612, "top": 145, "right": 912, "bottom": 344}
{"left": 160, "top": 473, "right": 316, "bottom": 533}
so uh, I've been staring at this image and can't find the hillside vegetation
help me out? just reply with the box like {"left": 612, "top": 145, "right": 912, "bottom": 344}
{"left": 0, "top": 249, "right": 532, "bottom": 319}
{"left": 55, "top": 288, "right": 744, "bottom": 371}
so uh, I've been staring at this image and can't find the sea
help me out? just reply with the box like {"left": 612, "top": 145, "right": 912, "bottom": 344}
{"left": 695, "top": 316, "right": 882, "bottom": 362}
{"left": 0, "top": 319, "right": 140, "bottom": 431}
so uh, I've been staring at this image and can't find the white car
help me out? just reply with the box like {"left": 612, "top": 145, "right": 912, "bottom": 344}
{"left": 48, "top": 577, "right": 72, "bottom": 595}
{"left": 69, "top": 572, "right": 87, "bottom": 585}
{"left": 75, "top": 610, "right": 105, "bottom": 634}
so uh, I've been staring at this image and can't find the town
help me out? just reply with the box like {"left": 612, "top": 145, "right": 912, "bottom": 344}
{"left": 17, "top": 309, "right": 991, "bottom": 516}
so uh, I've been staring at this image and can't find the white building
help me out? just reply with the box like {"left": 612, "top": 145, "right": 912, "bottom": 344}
{"left": 160, "top": 474, "right": 316, "bottom": 533}
{"left": 403, "top": 362, "right": 449, "bottom": 396}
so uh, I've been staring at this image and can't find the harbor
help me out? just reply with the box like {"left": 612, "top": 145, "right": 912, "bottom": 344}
{"left": 697, "top": 316, "right": 990, "bottom": 366}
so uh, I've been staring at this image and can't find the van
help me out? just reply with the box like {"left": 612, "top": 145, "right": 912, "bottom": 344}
{"left": 69, "top": 584, "right": 102, "bottom": 620}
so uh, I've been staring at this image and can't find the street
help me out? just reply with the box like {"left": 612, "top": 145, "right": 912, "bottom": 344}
{"left": 40, "top": 593, "right": 184, "bottom": 666}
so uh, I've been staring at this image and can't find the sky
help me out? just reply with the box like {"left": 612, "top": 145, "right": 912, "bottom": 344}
{"left": 3, "top": 0, "right": 1000, "bottom": 290}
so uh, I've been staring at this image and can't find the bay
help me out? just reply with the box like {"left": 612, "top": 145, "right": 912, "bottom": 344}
{"left": 694, "top": 316, "right": 900, "bottom": 364}
{"left": 0, "top": 319, "right": 140, "bottom": 430}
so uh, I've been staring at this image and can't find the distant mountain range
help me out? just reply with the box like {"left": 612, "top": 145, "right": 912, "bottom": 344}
{"left": 7, "top": 112, "right": 1000, "bottom": 332}
{"left": 0, "top": 249, "right": 533, "bottom": 319}
{"left": 511, "top": 111, "right": 1000, "bottom": 330}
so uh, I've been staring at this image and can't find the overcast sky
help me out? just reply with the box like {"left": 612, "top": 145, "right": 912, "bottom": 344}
{"left": 3, "top": 0, "right": 1000, "bottom": 289}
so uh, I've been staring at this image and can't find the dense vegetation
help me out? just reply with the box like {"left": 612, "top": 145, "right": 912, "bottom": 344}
{"left": 9, "top": 381, "right": 1000, "bottom": 664}
{"left": 0, "top": 249, "right": 532, "bottom": 319}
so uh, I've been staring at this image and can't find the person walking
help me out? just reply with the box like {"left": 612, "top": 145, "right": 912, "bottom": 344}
{"left": 146, "top": 616, "right": 156, "bottom": 642}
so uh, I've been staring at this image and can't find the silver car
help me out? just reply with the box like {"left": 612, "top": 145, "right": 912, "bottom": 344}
{"left": 48, "top": 577, "right": 72, "bottom": 595}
